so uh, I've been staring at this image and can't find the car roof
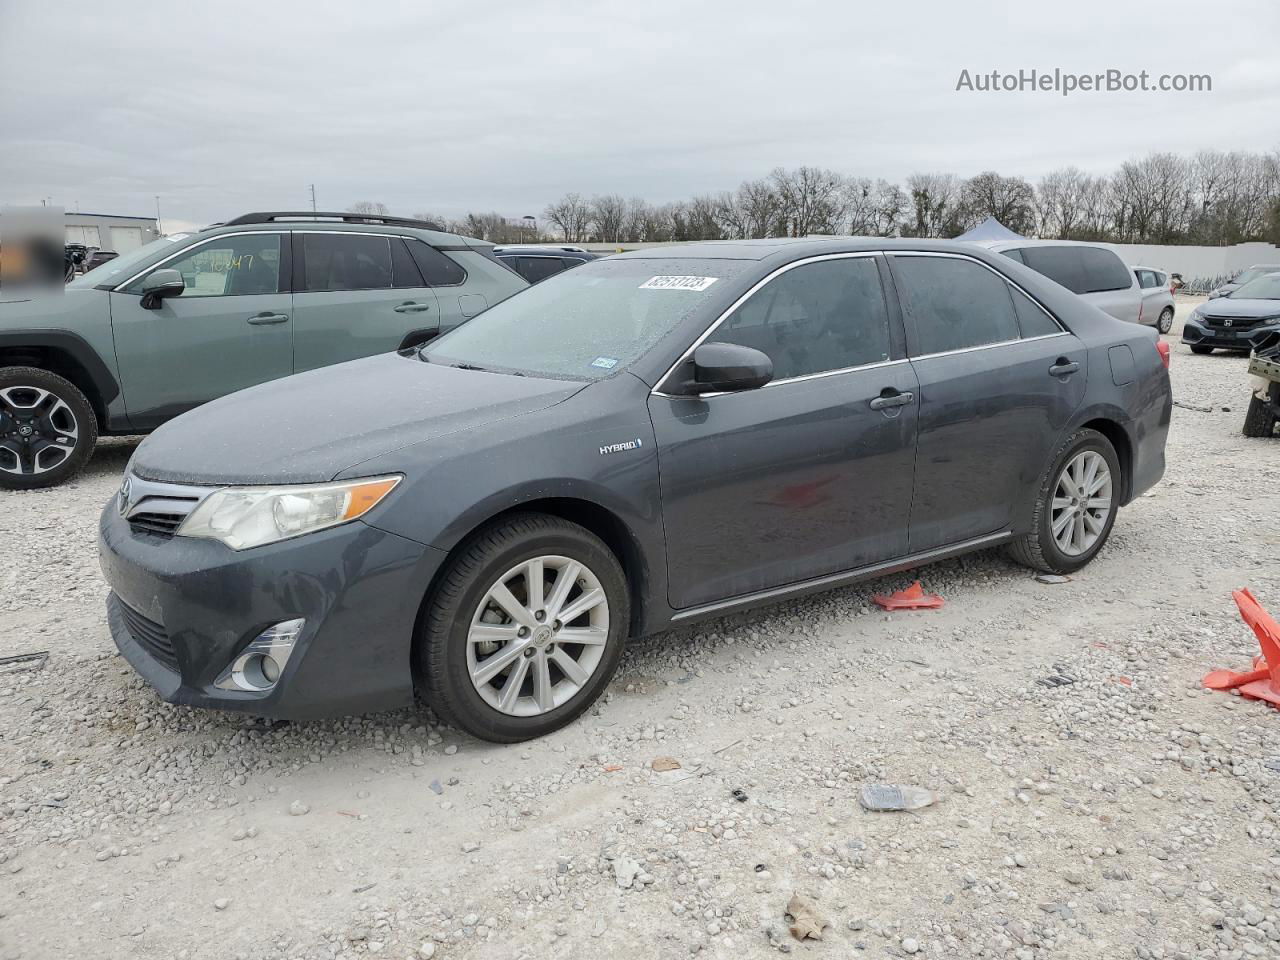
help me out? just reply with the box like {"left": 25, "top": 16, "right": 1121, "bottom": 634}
{"left": 611, "top": 236, "right": 1003, "bottom": 261}
{"left": 492, "top": 245, "right": 597, "bottom": 257}
{"left": 1131, "top": 265, "right": 1165, "bottom": 272}
{"left": 970, "top": 237, "right": 1123, "bottom": 252}
{"left": 197, "top": 213, "right": 474, "bottom": 247}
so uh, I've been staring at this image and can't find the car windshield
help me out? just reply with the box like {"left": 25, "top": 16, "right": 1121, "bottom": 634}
{"left": 1230, "top": 275, "right": 1280, "bottom": 300}
{"left": 66, "top": 234, "right": 194, "bottom": 289}
{"left": 1232, "top": 266, "right": 1280, "bottom": 286}
{"left": 421, "top": 257, "right": 748, "bottom": 379}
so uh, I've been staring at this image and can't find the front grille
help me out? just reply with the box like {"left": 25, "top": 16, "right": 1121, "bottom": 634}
{"left": 127, "top": 511, "right": 187, "bottom": 537}
{"left": 1203, "top": 315, "right": 1265, "bottom": 330}
{"left": 113, "top": 595, "right": 179, "bottom": 672}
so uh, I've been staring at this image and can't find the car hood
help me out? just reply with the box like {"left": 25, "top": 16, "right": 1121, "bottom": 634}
{"left": 1200, "top": 298, "right": 1280, "bottom": 319}
{"left": 0, "top": 285, "right": 102, "bottom": 316}
{"left": 130, "top": 352, "right": 585, "bottom": 485}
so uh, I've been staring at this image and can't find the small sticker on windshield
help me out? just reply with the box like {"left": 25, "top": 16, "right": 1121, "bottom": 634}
{"left": 639, "top": 276, "right": 718, "bottom": 291}
{"left": 591, "top": 356, "right": 619, "bottom": 370}
{"left": 165, "top": 233, "right": 190, "bottom": 242}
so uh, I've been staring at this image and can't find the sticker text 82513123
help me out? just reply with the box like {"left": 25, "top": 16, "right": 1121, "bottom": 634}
{"left": 639, "top": 276, "right": 719, "bottom": 292}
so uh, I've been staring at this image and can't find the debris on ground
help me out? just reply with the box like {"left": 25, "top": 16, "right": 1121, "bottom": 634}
{"left": 1035, "top": 574, "right": 1071, "bottom": 584}
{"left": 858, "top": 783, "right": 938, "bottom": 812}
{"left": 650, "top": 756, "right": 681, "bottom": 772}
{"left": 785, "top": 893, "right": 829, "bottom": 940}
{"left": 1173, "top": 399, "right": 1213, "bottom": 412}
{"left": 1202, "top": 587, "right": 1280, "bottom": 706}
{"left": 731, "top": 787, "right": 748, "bottom": 802}
{"left": 0, "top": 650, "right": 49, "bottom": 672}
{"left": 1036, "top": 671, "right": 1076, "bottom": 687}
{"left": 871, "top": 580, "right": 944, "bottom": 610}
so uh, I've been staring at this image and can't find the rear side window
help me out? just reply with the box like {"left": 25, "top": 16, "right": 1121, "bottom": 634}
{"left": 407, "top": 240, "right": 466, "bottom": 286}
{"left": 1019, "top": 246, "right": 1086, "bottom": 294}
{"left": 1000, "top": 248, "right": 1026, "bottom": 265}
{"left": 894, "top": 256, "right": 1020, "bottom": 354}
{"left": 1009, "top": 286, "right": 1061, "bottom": 337}
{"left": 301, "top": 234, "right": 392, "bottom": 292}
{"left": 1078, "top": 247, "right": 1132, "bottom": 293}
{"left": 391, "top": 238, "right": 423, "bottom": 288}
{"left": 515, "top": 256, "right": 569, "bottom": 284}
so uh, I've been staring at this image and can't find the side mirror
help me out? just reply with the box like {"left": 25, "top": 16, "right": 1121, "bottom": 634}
{"left": 672, "top": 341, "right": 773, "bottom": 395}
{"left": 140, "top": 268, "right": 185, "bottom": 309}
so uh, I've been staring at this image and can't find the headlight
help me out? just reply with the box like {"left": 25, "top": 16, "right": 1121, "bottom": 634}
{"left": 177, "top": 475, "right": 400, "bottom": 550}
{"left": 1190, "top": 307, "right": 1204, "bottom": 321}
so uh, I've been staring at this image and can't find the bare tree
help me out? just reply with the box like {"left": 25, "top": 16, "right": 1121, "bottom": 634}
{"left": 589, "top": 194, "right": 628, "bottom": 244}
{"left": 904, "top": 173, "right": 963, "bottom": 237}
{"left": 543, "top": 193, "right": 592, "bottom": 242}
{"left": 771, "top": 167, "right": 846, "bottom": 236}
{"left": 1036, "top": 167, "right": 1089, "bottom": 238}
{"left": 347, "top": 201, "right": 390, "bottom": 216}
{"left": 961, "top": 172, "right": 1035, "bottom": 235}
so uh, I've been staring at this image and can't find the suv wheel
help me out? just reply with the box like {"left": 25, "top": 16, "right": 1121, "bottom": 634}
{"left": 417, "top": 513, "right": 629, "bottom": 742}
{"left": 0, "top": 366, "right": 98, "bottom": 490}
{"left": 1007, "top": 428, "right": 1121, "bottom": 575}
{"left": 1156, "top": 307, "right": 1174, "bottom": 334}
{"left": 1242, "top": 385, "right": 1279, "bottom": 438}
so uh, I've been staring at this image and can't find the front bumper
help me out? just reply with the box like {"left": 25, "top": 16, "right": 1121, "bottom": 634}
{"left": 98, "top": 500, "right": 446, "bottom": 720}
{"left": 1181, "top": 318, "right": 1280, "bottom": 350}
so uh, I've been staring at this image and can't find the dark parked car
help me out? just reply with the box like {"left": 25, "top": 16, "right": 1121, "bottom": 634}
{"left": 1182, "top": 274, "right": 1280, "bottom": 354}
{"left": 1208, "top": 264, "right": 1280, "bottom": 299}
{"left": 492, "top": 245, "right": 597, "bottom": 284}
{"left": 100, "top": 238, "right": 1171, "bottom": 742}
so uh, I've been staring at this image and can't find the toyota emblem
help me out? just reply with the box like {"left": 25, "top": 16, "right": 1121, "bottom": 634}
{"left": 119, "top": 476, "right": 132, "bottom": 516}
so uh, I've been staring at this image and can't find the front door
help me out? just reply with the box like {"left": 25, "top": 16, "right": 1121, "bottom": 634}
{"left": 649, "top": 255, "right": 919, "bottom": 610}
{"left": 110, "top": 231, "right": 293, "bottom": 428}
{"left": 291, "top": 232, "right": 442, "bottom": 372}
{"left": 888, "top": 253, "right": 1088, "bottom": 552}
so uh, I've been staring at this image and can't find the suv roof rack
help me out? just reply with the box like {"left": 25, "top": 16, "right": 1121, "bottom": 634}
{"left": 222, "top": 211, "right": 446, "bottom": 231}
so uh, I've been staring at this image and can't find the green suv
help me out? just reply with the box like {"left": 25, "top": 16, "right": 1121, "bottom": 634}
{"left": 0, "top": 212, "right": 527, "bottom": 489}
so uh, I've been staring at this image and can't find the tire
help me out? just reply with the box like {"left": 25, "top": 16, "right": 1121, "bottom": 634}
{"left": 1156, "top": 307, "right": 1174, "bottom": 335}
{"left": 1242, "top": 387, "right": 1279, "bottom": 438}
{"left": 1007, "top": 428, "right": 1121, "bottom": 575}
{"left": 416, "top": 512, "right": 630, "bottom": 742}
{"left": 0, "top": 366, "right": 98, "bottom": 490}
{"left": 1190, "top": 345, "right": 1214, "bottom": 355}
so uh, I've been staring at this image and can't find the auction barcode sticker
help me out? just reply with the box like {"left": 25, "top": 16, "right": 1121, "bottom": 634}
{"left": 639, "top": 276, "right": 719, "bottom": 291}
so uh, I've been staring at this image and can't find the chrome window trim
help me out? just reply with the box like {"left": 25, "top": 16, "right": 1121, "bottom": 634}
{"left": 651, "top": 251, "right": 889, "bottom": 398}
{"left": 113, "top": 230, "right": 284, "bottom": 291}
{"left": 907, "top": 330, "right": 1071, "bottom": 362}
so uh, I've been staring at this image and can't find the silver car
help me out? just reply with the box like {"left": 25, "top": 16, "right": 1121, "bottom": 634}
{"left": 1133, "top": 266, "right": 1176, "bottom": 334}
{"left": 973, "top": 240, "right": 1143, "bottom": 325}
{"left": 1210, "top": 264, "right": 1280, "bottom": 299}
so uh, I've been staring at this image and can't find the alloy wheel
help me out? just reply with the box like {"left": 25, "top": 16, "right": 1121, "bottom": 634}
{"left": 466, "top": 555, "right": 610, "bottom": 717}
{"left": 1050, "top": 450, "right": 1112, "bottom": 557}
{"left": 1158, "top": 307, "right": 1174, "bottom": 334}
{"left": 0, "top": 385, "right": 79, "bottom": 477}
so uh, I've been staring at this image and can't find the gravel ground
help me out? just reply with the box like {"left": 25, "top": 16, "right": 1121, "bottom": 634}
{"left": 3, "top": 299, "right": 1280, "bottom": 960}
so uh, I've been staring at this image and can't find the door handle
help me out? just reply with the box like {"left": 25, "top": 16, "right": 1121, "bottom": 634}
{"left": 247, "top": 312, "right": 289, "bottom": 325}
{"left": 1049, "top": 358, "right": 1080, "bottom": 377}
{"left": 394, "top": 302, "right": 432, "bottom": 314}
{"left": 868, "top": 390, "right": 914, "bottom": 410}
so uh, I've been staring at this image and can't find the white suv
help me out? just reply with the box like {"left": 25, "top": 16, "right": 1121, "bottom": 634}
{"left": 973, "top": 240, "right": 1142, "bottom": 325}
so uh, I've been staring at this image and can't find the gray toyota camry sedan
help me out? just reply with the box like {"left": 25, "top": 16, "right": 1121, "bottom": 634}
{"left": 99, "top": 237, "right": 1172, "bottom": 741}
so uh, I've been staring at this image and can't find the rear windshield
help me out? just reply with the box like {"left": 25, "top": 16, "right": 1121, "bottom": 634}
{"left": 1234, "top": 266, "right": 1280, "bottom": 285}
{"left": 422, "top": 257, "right": 748, "bottom": 379}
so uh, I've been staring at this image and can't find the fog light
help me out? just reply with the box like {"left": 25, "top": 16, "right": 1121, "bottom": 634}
{"left": 215, "top": 618, "right": 304, "bottom": 692}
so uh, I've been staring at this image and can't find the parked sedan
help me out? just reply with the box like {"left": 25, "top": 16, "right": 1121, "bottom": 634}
{"left": 1182, "top": 274, "right": 1280, "bottom": 354}
{"left": 1133, "top": 265, "right": 1176, "bottom": 333}
{"left": 492, "top": 245, "right": 598, "bottom": 284}
{"left": 100, "top": 238, "right": 1171, "bottom": 742}
{"left": 1209, "top": 264, "right": 1280, "bottom": 299}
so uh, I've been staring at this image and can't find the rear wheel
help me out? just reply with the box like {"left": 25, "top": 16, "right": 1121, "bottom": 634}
{"left": 0, "top": 366, "right": 97, "bottom": 490}
{"left": 417, "top": 513, "right": 629, "bottom": 742}
{"left": 1242, "top": 386, "right": 1279, "bottom": 438}
{"left": 1156, "top": 307, "right": 1174, "bottom": 334}
{"left": 1190, "top": 345, "right": 1214, "bottom": 355}
{"left": 1007, "top": 428, "right": 1121, "bottom": 575}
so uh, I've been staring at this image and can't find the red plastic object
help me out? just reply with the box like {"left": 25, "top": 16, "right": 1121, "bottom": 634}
{"left": 872, "top": 580, "right": 944, "bottom": 611}
{"left": 1201, "top": 588, "right": 1280, "bottom": 707}
{"left": 1156, "top": 340, "right": 1171, "bottom": 369}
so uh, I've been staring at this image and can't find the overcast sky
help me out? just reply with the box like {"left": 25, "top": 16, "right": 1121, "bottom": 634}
{"left": 2, "top": 0, "right": 1277, "bottom": 232}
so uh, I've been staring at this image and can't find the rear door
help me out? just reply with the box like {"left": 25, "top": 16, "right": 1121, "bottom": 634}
{"left": 291, "top": 232, "right": 441, "bottom": 372}
{"left": 889, "top": 252, "right": 1087, "bottom": 552}
{"left": 404, "top": 238, "right": 472, "bottom": 333}
{"left": 649, "top": 254, "right": 919, "bottom": 609}
{"left": 109, "top": 231, "right": 294, "bottom": 427}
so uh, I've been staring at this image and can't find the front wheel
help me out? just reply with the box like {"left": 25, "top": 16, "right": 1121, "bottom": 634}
{"left": 1007, "top": 428, "right": 1121, "bottom": 575}
{"left": 1190, "top": 344, "right": 1214, "bottom": 355}
{"left": 1157, "top": 307, "right": 1174, "bottom": 334}
{"left": 416, "top": 513, "right": 630, "bottom": 742}
{"left": 0, "top": 366, "right": 98, "bottom": 490}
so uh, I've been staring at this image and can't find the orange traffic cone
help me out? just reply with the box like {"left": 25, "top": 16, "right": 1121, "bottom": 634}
{"left": 1202, "top": 589, "right": 1280, "bottom": 707}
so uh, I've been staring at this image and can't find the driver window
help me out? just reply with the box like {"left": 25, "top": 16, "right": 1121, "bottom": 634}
{"left": 715, "top": 258, "right": 891, "bottom": 380}
{"left": 133, "top": 234, "right": 282, "bottom": 298}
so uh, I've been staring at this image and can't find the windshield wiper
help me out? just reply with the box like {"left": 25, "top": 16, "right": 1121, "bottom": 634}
{"left": 449, "top": 362, "right": 524, "bottom": 376}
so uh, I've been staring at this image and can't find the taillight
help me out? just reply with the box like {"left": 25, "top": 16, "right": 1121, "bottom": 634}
{"left": 1156, "top": 340, "right": 1171, "bottom": 369}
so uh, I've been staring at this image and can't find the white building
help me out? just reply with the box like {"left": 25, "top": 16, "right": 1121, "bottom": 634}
{"left": 63, "top": 212, "right": 161, "bottom": 254}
